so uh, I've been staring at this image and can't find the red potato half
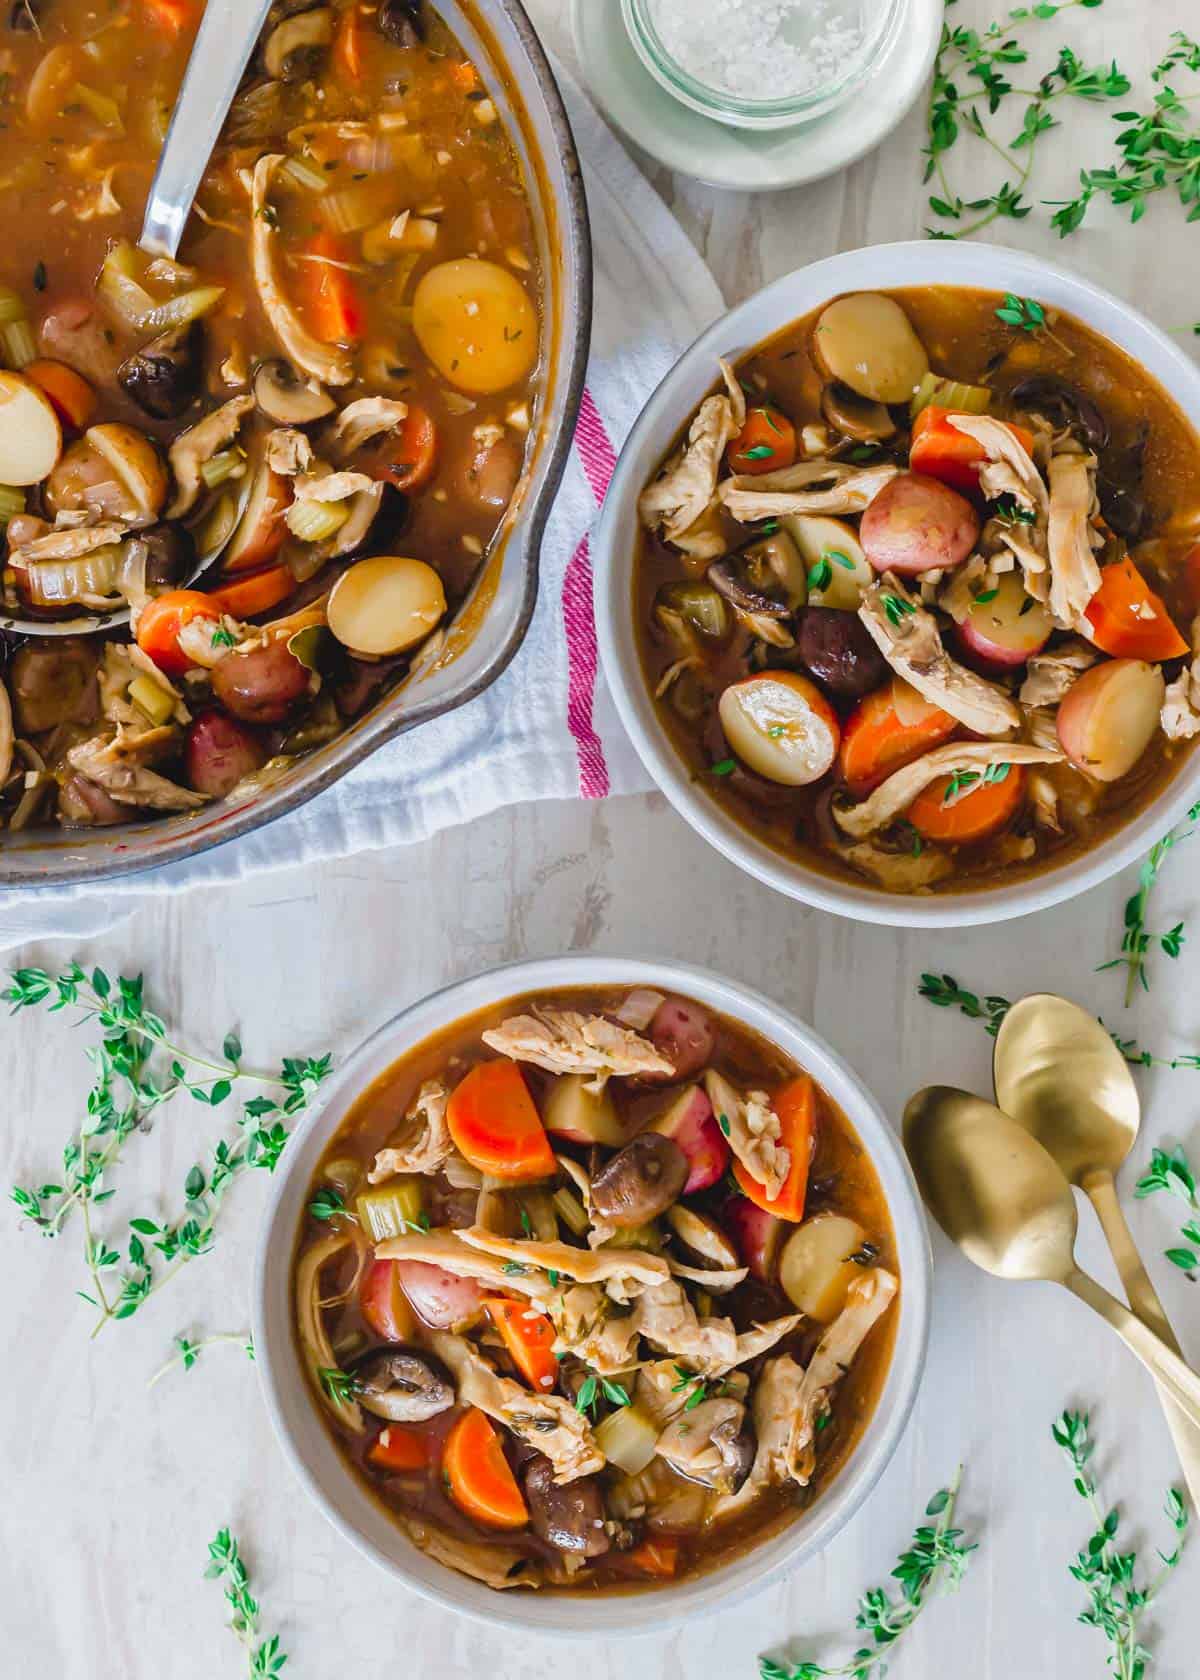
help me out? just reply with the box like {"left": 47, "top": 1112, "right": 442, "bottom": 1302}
{"left": 721, "top": 1195, "right": 785, "bottom": 1284}
{"left": 224, "top": 462, "right": 292, "bottom": 574}
{"left": 360, "top": 1257, "right": 418, "bottom": 1342}
{"left": 396, "top": 1259, "right": 484, "bottom": 1330}
{"left": 649, "top": 996, "right": 716, "bottom": 1081}
{"left": 859, "top": 471, "right": 980, "bottom": 577}
{"left": 1057, "top": 658, "right": 1165, "bottom": 782}
{"left": 542, "top": 1074, "right": 626, "bottom": 1148}
{"left": 650, "top": 1084, "right": 729, "bottom": 1194}
{"left": 0, "top": 371, "right": 63, "bottom": 485}
{"left": 954, "top": 571, "right": 1053, "bottom": 672}
{"left": 184, "top": 710, "right": 266, "bottom": 798}
{"left": 719, "top": 671, "right": 840, "bottom": 787}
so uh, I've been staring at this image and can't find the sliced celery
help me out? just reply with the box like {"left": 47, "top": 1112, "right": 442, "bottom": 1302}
{"left": 0, "top": 288, "right": 25, "bottom": 327}
{"left": 910, "top": 371, "right": 992, "bottom": 420}
{"left": 355, "top": 1179, "right": 424, "bottom": 1242}
{"left": 128, "top": 673, "right": 174, "bottom": 727}
{"left": 287, "top": 499, "right": 349, "bottom": 544}
{"left": 551, "top": 1186, "right": 589, "bottom": 1238}
{"left": 594, "top": 1402, "right": 659, "bottom": 1474}
{"left": 1, "top": 320, "right": 35, "bottom": 370}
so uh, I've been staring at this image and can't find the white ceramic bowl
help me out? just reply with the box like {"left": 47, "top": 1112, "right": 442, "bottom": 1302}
{"left": 253, "top": 956, "right": 931, "bottom": 1635}
{"left": 595, "top": 240, "right": 1200, "bottom": 928}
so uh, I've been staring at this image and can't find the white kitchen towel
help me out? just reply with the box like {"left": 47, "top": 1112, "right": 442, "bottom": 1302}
{"left": 0, "top": 59, "right": 724, "bottom": 949}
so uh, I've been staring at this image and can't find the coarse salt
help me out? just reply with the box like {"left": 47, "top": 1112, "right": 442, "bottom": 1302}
{"left": 647, "top": 0, "right": 872, "bottom": 102}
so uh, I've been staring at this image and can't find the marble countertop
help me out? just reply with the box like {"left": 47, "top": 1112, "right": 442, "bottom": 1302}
{"left": 6, "top": 1, "right": 1200, "bottom": 1674}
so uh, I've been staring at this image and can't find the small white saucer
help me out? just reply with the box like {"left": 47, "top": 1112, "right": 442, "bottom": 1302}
{"left": 570, "top": 0, "right": 941, "bottom": 194}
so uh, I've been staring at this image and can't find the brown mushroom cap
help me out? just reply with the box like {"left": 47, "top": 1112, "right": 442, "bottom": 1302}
{"left": 820, "top": 380, "right": 896, "bottom": 443}
{"left": 590, "top": 1133, "right": 688, "bottom": 1229}
{"left": 522, "top": 1457, "right": 611, "bottom": 1557}
{"left": 351, "top": 1348, "right": 454, "bottom": 1423}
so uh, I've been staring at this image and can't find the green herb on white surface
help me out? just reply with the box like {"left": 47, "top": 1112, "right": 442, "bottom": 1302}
{"left": 1134, "top": 1145, "right": 1200, "bottom": 1280}
{"left": 205, "top": 1528, "right": 289, "bottom": 1679}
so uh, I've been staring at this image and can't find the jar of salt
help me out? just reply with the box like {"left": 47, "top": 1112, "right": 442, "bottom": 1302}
{"left": 621, "top": 0, "right": 906, "bottom": 129}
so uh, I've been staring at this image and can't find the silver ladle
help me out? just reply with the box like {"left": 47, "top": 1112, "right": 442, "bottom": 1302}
{"left": 140, "top": 0, "right": 275, "bottom": 259}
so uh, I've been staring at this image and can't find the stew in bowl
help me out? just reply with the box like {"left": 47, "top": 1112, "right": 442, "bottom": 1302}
{"left": 632, "top": 279, "right": 1200, "bottom": 903}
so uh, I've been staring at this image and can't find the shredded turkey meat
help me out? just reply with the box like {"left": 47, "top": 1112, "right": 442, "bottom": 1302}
{"left": 1162, "top": 614, "right": 1200, "bottom": 740}
{"left": 481, "top": 1007, "right": 674, "bottom": 1087}
{"left": 638, "top": 379, "right": 741, "bottom": 552}
{"left": 1046, "top": 451, "right": 1103, "bottom": 627}
{"left": 703, "top": 1069, "right": 789, "bottom": 1199}
{"left": 67, "top": 733, "right": 207, "bottom": 811}
{"left": 858, "top": 574, "right": 1022, "bottom": 736}
{"left": 399, "top": 1518, "right": 540, "bottom": 1590}
{"left": 265, "top": 427, "right": 315, "bottom": 477}
{"left": 430, "top": 1332, "right": 604, "bottom": 1483}
{"left": 17, "top": 521, "right": 130, "bottom": 563}
{"left": 1019, "top": 637, "right": 1100, "bottom": 708}
{"left": 788, "top": 1269, "right": 899, "bottom": 1484}
{"left": 719, "top": 459, "right": 899, "bottom": 522}
{"left": 374, "top": 1230, "right": 554, "bottom": 1303}
{"left": 251, "top": 155, "right": 355, "bottom": 388}
{"left": 841, "top": 839, "right": 954, "bottom": 892}
{"left": 833, "top": 741, "right": 1064, "bottom": 839}
{"left": 456, "top": 1225, "right": 670, "bottom": 1289}
{"left": 656, "top": 1398, "right": 750, "bottom": 1492}
{"left": 630, "top": 1278, "right": 799, "bottom": 1377}
{"left": 167, "top": 395, "right": 255, "bottom": 518}
{"left": 368, "top": 1080, "right": 451, "bottom": 1181}
{"left": 549, "top": 1284, "right": 641, "bottom": 1375}
{"left": 328, "top": 396, "right": 409, "bottom": 456}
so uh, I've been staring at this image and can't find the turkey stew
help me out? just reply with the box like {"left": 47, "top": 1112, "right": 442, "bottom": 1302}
{"left": 635, "top": 287, "right": 1200, "bottom": 896}
{"left": 0, "top": 0, "right": 540, "bottom": 830}
{"left": 292, "top": 984, "right": 897, "bottom": 1593}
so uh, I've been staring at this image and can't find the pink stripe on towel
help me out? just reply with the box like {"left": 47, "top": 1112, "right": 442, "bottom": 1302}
{"left": 561, "top": 388, "right": 619, "bottom": 800}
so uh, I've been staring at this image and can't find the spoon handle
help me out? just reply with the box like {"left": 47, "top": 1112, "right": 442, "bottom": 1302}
{"left": 140, "top": 0, "right": 275, "bottom": 259}
{"left": 1064, "top": 1267, "right": 1200, "bottom": 1430}
{"left": 1085, "top": 1172, "right": 1200, "bottom": 1506}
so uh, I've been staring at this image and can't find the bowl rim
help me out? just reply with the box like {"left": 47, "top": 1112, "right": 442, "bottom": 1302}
{"left": 0, "top": 0, "right": 593, "bottom": 890}
{"left": 594, "top": 238, "right": 1200, "bottom": 928}
{"left": 251, "top": 954, "right": 932, "bottom": 1636}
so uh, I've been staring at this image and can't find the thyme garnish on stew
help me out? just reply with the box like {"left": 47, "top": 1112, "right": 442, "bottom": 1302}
{"left": 759, "top": 1469, "right": 976, "bottom": 1680}
{"left": 1053, "top": 1411, "right": 1187, "bottom": 1679}
{"left": 205, "top": 1528, "right": 289, "bottom": 1680}
{"left": 6, "top": 962, "right": 331, "bottom": 1337}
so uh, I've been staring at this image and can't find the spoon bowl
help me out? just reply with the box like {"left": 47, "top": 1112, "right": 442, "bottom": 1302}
{"left": 902, "top": 1086, "right": 1080, "bottom": 1282}
{"left": 994, "top": 993, "right": 1140, "bottom": 1180}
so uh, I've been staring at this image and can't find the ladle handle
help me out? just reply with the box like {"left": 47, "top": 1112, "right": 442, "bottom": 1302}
{"left": 140, "top": 0, "right": 275, "bottom": 259}
{"left": 1086, "top": 1172, "right": 1200, "bottom": 1505}
{"left": 1064, "top": 1267, "right": 1200, "bottom": 1430}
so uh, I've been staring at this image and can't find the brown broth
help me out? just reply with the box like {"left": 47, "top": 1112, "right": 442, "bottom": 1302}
{"left": 635, "top": 287, "right": 1200, "bottom": 896}
{"left": 291, "top": 986, "right": 899, "bottom": 1594}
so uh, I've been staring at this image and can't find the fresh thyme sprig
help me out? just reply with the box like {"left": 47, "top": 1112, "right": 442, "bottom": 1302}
{"left": 205, "top": 1529, "right": 289, "bottom": 1680}
{"left": 1097, "top": 806, "right": 1200, "bottom": 1004}
{"left": 924, "top": 2, "right": 1128, "bottom": 241}
{"left": 1053, "top": 1411, "right": 1187, "bottom": 1680}
{"left": 1134, "top": 1145, "right": 1200, "bottom": 1280}
{"left": 148, "top": 1331, "right": 255, "bottom": 1389}
{"left": 575, "top": 1373, "right": 631, "bottom": 1418}
{"left": 7, "top": 962, "right": 331, "bottom": 1337}
{"left": 1052, "top": 32, "right": 1200, "bottom": 235}
{"left": 916, "top": 974, "right": 1200, "bottom": 1071}
{"left": 759, "top": 1470, "right": 976, "bottom": 1680}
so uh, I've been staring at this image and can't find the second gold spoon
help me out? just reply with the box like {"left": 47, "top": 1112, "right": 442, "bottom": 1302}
{"left": 903, "top": 1086, "right": 1200, "bottom": 1429}
{"left": 994, "top": 993, "right": 1200, "bottom": 1502}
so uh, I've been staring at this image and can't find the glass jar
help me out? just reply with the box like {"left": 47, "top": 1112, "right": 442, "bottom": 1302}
{"left": 621, "top": 0, "right": 906, "bottom": 131}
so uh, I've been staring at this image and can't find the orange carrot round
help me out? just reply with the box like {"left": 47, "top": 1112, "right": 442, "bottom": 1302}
{"left": 727, "top": 405, "right": 796, "bottom": 477}
{"left": 367, "top": 1426, "right": 428, "bottom": 1473}
{"left": 1084, "top": 557, "right": 1188, "bottom": 661}
{"left": 367, "top": 406, "right": 439, "bottom": 494}
{"left": 487, "top": 1297, "right": 559, "bottom": 1394}
{"left": 838, "top": 679, "right": 958, "bottom": 797}
{"left": 732, "top": 1074, "right": 816, "bottom": 1224}
{"left": 25, "top": 360, "right": 97, "bottom": 432}
{"left": 910, "top": 407, "right": 1035, "bottom": 496}
{"left": 443, "top": 1408, "right": 529, "bottom": 1530}
{"left": 446, "top": 1060, "right": 557, "bottom": 1182}
{"left": 907, "top": 763, "right": 1026, "bottom": 846}
{"left": 625, "top": 1536, "right": 680, "bottom": 1579}
{"left": 208, "top": 565, "right": 296, "bottom": 621}
{"left": 136, "top": 590, "right": 221, "bottom": 677}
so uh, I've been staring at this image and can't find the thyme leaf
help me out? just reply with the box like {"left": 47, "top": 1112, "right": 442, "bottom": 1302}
{"left": 205, "top": 1529, "right": 289, "bottom": 1679}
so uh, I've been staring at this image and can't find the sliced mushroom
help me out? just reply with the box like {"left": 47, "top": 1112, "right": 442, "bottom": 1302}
{"left": 522, "top": 1456, "right": 610, "bottom": 1558}
{"left": 126, "top": 523, "right": 197, "bottom": 593}
{"left": 254, "top": 359, "right": 336, "bottom": 426}
{"left": 118, "top": 322, "right": 205, "bottom": 420}
{"left": 378, "top": 0, "right": 425, "bottom": 47}
{"left": 351, "top": 1348, "right": 454, "bottom": 1423}
{"left": 590, "top": 1133, "right": 688, "bottom": 1230}
{"left": 657, "top": 1398, "right": 756, "bottom": 1494}
{"left": 665, "top": 1205, "right": 740, "bottom": 1270}
{"left": 264, "top": 6, "right": 333, "bottom": 80}
{"left": 820, "top": 380, "right": 896, "bottom": 443}
{"left": 706, "top": 559, "right": 789, "bottom": 621}
{"left": 1009, "top": 374, "right": 1109, "bottom": 452}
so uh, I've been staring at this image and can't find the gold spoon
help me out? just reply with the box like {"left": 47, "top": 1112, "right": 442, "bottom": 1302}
{"left": 903, "top": 1086, "right": 1200, "bottom": 1428}
{"left": 994, "top": 993, "right": 1200, "bottom": 1501}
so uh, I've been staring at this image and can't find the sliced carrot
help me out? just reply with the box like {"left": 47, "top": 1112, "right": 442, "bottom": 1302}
{"left": 25, "top": 359, "right": 97, "bottom": 431}
{"left": 910, "top": 407, "right": 1035, "bottom": 497}
{"left": 449, "top": 60, "right": 479, "bottom": 92}
{"left": 367, "top": 1425, "right": 428, "bottom": 1473}
{"left": 727, "top": 405, "right": 797, "bottom": 477}
{"left": 625, "top": 1536, "right": 680, "bottom": 1579}
{"left": 906, "top": 763, "right": 1026, "bottom": 846}
{"left": 142, "top": 0, "right": 197, "bottom": 33}
{"left": 333, "top": 4, "right": 364, "bottom": 83}
{"left": 487, "top": 1297, "right": 559, "bottom": 1394}
{"left": 364, "top": 406, "right": 439, "bottom": 494}
{"left": 446, "top": 1060, "right": 557, "bottom": 1182}
{"left": 838, "top": 679, "right": 959, "bottom": 797}
{"left": 136, "top": 590, "right": 220, "bottom": 677}
{"left": 732, "top": 1074, "right": 816, "bottom": 1224}
{"left": 1083, "top": 557, "right": 1188, "bottom": 661}
{"left": 208, "top": 564, "right": 297, "bottom": 620}
{"left": 443, "top": 1407, "right": 529, "bottom": 1530}
{"left": 298, "top": 232, "right": 365, "bottom": 344}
